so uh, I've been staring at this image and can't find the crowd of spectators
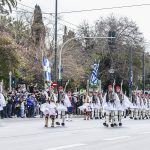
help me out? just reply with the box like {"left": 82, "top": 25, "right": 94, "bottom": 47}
{"left": 0, "top": 89, "right": 84, "bottom": 119}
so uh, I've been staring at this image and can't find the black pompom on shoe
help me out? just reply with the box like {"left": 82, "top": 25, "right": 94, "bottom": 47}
{"left": 110, "top": 124, "right": 114, "bottom": 127}
{"left": 56, "top": 122, "right": 60, "bottom": 125}
{"left": 103, "top": 122, "right": 106, "bottom": 126}
{"left": 106, "top": 123, "right": 109, "bottom": 127}
{"left": 119, "top": 123, "right": 122, "bottom": 126}
{"left": 114, "top": 123, "right": 118, "bottom": 127}
{"left": 61, "top": 123, "right": 65, "bottom": 126}
{"left": 45, "top": 125, "right": 48, "bottom": 128}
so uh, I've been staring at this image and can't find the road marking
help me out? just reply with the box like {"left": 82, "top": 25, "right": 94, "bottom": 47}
{"left": 141, "top": 132, "right": 150, "bottom": 134}
{"left": 136, "top": 131, "right": 150, "bottom": 135}
{"left": 43, "top": 144, "right": 86, "bottom": 150}
{"left": 104, "top": 136, "right": 130, "bottom": 141}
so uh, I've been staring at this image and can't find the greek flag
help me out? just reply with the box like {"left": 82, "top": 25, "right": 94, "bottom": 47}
{"left": 43, "top": 56, "right": 51, "bottom": 81}
{"left": 90, "top": 63, "right": 99, "bottom": 85}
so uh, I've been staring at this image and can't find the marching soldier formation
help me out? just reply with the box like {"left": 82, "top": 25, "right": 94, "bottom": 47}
{"left": 1, "top": 80, "right": 149, "bottom": 128}
{"left": 24, "top": 59, "right": 149, "bottom": 128}
{"left": 39, "top": 81, "right": 150, "bottom": 128}
{"left": 1, "top": 59, "right": 149, "bottom": 128}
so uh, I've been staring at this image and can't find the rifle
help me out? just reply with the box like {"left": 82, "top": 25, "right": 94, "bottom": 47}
{"left": 121, "top": 80, "right": 124, "bottom": 100}
{"left": 133, "top": 86, "right": 138, "bottom": 105}
{"left": 49, "top": 91, "right": 54, "bottom": 101}
{"left": 57, "top": 80, "right": 69, "bottom": 103}
{"left": 64, "top": 80, "right": 69, "bottom": 93}
{"left": 99, "top": 80, "right": 102, "bottom": 93}
{"left": 113, "top": 79, "right": 116, "bottom": 94}
{"left": 112, "top": 79, "right": 116, "bottom": 100}
{"left": 136, "top": 86, "right": 138, "bottom": 95}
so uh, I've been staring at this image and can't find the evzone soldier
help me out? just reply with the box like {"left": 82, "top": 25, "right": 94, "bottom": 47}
{"left": 137, "top": 92, "right": 144, "bottom": 120}
{"left": 141, "top": 93, "right": 149, "bottom": 119}
{"left": 40, "top": 93, "right": 57, "bottom": 128}
{"left": 91, "top": 91, "right": 101, "bottom": 119}
{"left": 87, "top": 91, "right": 93, "bottom": 119}
{"left": 129, "top": 91, "right": 140, "bottom": 120}
{"left": 147, "top": 94, "right": 150, "bottom": 119}
{"left": 40, "top": 86, "right": 67, "bottom": 128}
{"left": 98, "top": 91, "right": 104, "bottom": 119}
{"left": 115, "top": 84, "right": 131, "bottom": 126}
{"left": 56, "top": 86, "right": 67, "bottom": 126}
{"left": 145, "top": 93, "right": 150, "bottom": 119}
{"left": 134, "top": 92, "right": 149, "bottom": 120}
{"left": 103, "top": 83, "right": 120, "bottom": 127}
{"left": 0, "top": 92, "right": 6, "bottom": 122}
{"left": 66, "top": 91, "right": 73, "bottom": 121}
{"left": 56, "top": 88, "right": 68, "bottom": 126}
{"left": 88, "top": 90, "right": 101, "bottom": 120}
{"left": 78, "top": 93, "right": 92, "bottom": 120}
{"left": 55, "top": 80, "right": 71, "bottom": 126}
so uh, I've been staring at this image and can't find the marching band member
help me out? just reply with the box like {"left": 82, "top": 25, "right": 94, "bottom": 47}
{"left": 103, "top": 83, "right": 120, "bottom": 127}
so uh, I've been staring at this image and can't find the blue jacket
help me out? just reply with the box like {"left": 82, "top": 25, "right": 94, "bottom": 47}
{"left": 27, "top": 96, "right": 35, "bottom": 107}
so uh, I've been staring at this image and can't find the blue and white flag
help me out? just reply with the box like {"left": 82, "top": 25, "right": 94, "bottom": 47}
{"left": 43, "top": 56, "right": 51, "bottom": 81}
{"left": 90, "top": 63, "right": 99, "bottom": 85}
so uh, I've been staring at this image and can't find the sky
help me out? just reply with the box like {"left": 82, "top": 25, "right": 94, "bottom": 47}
{"left": 17, "top": 0, "right": 150, "bottom": 52}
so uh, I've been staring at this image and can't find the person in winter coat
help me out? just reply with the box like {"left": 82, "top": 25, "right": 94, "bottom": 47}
{"left": 26, "top": 94, "right": 36, "bottom": 118}
{"left": 0, "top": 92, "right": 6, "bottom": 119}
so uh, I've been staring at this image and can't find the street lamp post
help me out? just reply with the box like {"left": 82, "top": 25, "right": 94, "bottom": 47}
{"left": 54, "top": 0, "right": 58, "bottom": 82}
{"left": 129, "top": 46, "right": 133, "bottom": 99}
{"left": 58, "top": 36, "right": 115, "bottom": 80}
{"left": 142, "top": 51, "right": 145, "bottom": 93}
{"left": 9, "top": 71, "right": 12, "bottom": 91}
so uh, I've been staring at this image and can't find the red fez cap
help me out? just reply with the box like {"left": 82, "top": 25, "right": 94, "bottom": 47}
{"left": 59, "top": 86, "right": 63, "bottom": 89}
{"left": 116, "top": 85, "right": 120, "bottom": 89}
{"left": 50, "top": 86, "right": 54, "bottom": 89}
{"left": 108, "top": 85, "right": 112, "bottom": 88}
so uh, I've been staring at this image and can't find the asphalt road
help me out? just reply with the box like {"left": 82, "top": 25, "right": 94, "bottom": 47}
{"left": 0, "top": 117, "right": 150, "bottom": 150}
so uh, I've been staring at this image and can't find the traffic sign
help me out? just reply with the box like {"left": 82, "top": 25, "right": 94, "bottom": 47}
{"left": 51, "top": 82, "right": 57, "bottom": 87}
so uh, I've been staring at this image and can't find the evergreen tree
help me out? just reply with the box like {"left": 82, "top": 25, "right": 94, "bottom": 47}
{"left": 31, "top": 4, "right": 45, "bottom": 47}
